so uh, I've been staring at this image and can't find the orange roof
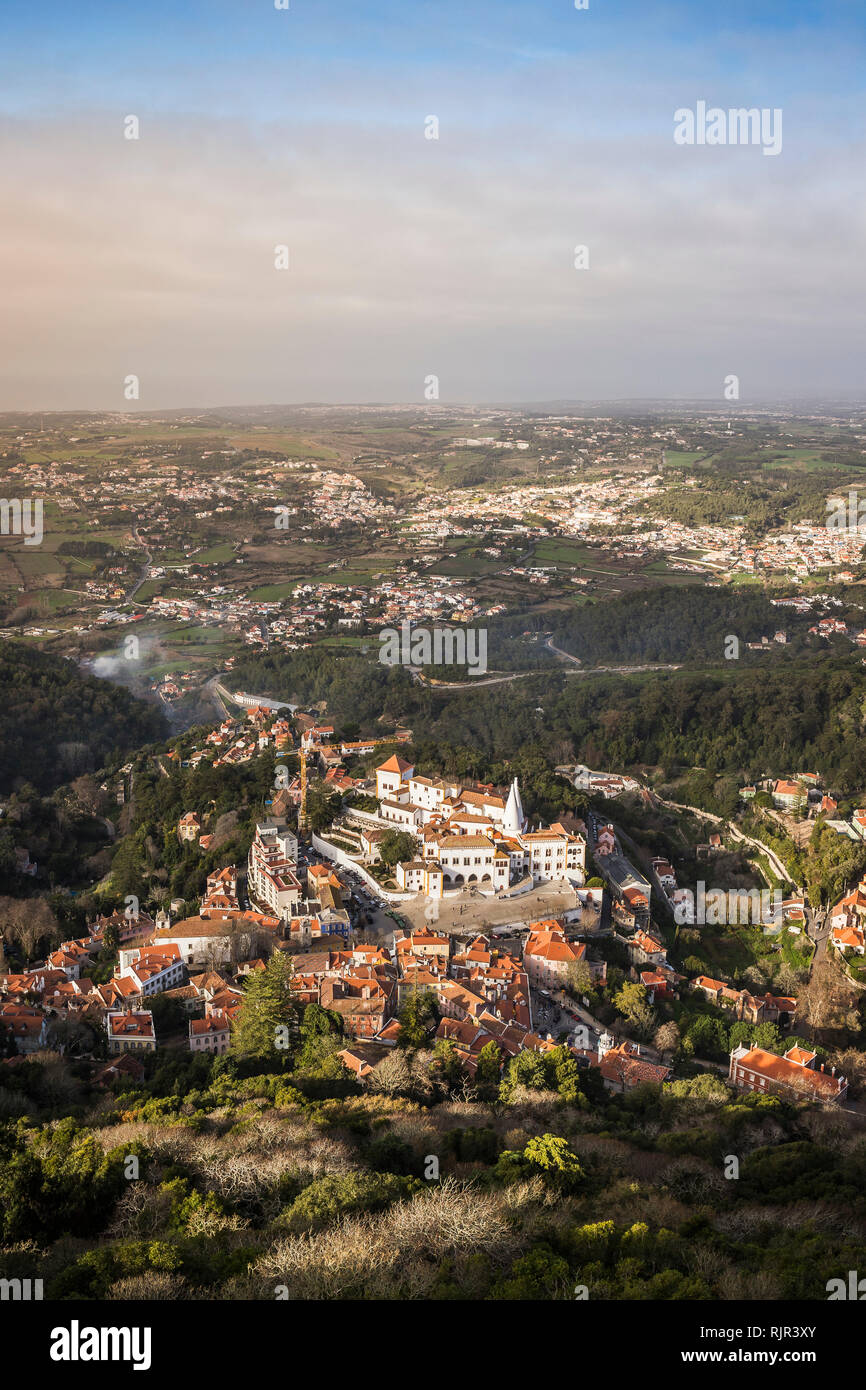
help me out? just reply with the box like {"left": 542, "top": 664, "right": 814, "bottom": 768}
{"left": 640, "top": 970, "right": 668, "bottom": 987}
{"left": 601, "top": 1042, "right": 670, "bottom": 1087}
{"left": 634, "top": 931, "right": 663, "bottom": 952}
{"left": 378, "top": 755, "right": 413, "bottom": 774}
{"left": 190, "top": 1011, "right": 230, "bottom": 1036}
{"left": 734, "top": 1046, "right": 843, "bottom": 1097}
{"left": 836, "top": 926, "right": 865, "bottom": 949}
{"left": 623, "top": 887, "right": 648, "bottom": 906}
{"left": 693, "top": 975, "right": 727, "bottom": 992}
{"left": 524, "top": 929, "right": 583, "bottom": 964}
{"left": 108, "top": 1011, "right": 155, "bottom": 1039}
{"left": 438, "top": 835, "right": 493, "bottom": 849}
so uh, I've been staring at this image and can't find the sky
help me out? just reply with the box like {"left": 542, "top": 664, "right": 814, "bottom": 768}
{"left": 1, "top": 0, "right": 864, "bottom": 410}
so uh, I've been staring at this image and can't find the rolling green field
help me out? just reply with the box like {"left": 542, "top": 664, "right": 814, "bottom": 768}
{"left": 249, "top": 580, "right": 297, "bottom": 601}
{"left": 664, "top": 450, "right": 706, "bottom": 468}
{"left": 133, "top": 579, "right": 167, "bottom": 602}
{"left": 532, "top": 539, "right": 598, "bottom": 566}
{"left": 762, "top": 449, "right": 845, "bottom": 471}
{"left": 192, "top": 542, "right": 236, "bottom": 563}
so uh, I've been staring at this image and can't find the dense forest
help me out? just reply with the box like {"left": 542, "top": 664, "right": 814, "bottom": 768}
{"left": 233, "top": 638, "right": 866, "bottom": 794}
{"left": 652, "top": 462, "right": 866, "bottom": 533}
{"left": 105, "top": 751, "right": 284, "bottom": 910}
{"left": 512, "top": 586, "right": 810, "bottom": 665}
{"left": 231, "top": 643, "right": 418, "bottom": 726}
{"left": 645, "top": 479, "right": 800, "bottom": 533}
{"left": 472, "top": 660, "right": 865, "bottom": 792}
{"left": 0, "top": 639, "right": 167, "bottom": 794}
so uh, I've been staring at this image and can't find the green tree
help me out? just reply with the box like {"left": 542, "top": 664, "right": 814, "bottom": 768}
{"left": 432, "top": 1036, "right": 466, "bottom": 1089}
{"left": 475, "top": 1040, "right": 502, "bottom": 1087}
{"left": 397, "top": 989, "right": 439, "bottom": 1049}
{"left": 613, "top": 981, "right": 656, "bottom": 1040}
{"left": 498, "top": 1048, "right": 548, "bottom": 1101}
{"left": 493, "top": 1244, "right": 570, "bottom": 1300}
{"left": 378, "top": 830, "right": 418, "bottom": 869}
{"left": 305, "top": 780, "right": 342, "bottom": 833}
{"left": 683, "top": 1012, "right": 729, "bottom": 1059}
{"left": 278, "top": 1172, "right": 416, "bottom": 1233}
{"left": 548, "top": 1044, "right": 582, "bottom": 1103}
{"left": 296, "top": 1002, "right": 344, "bottom": 1075}
{"left": 522, "top": 1133, "right": 583, "bottom": 1189}
{"left": 752, "top": 1020, "right": 781, "bottom": 1053}
{"left": 230, "top": 952, "right": 296, "bottom": 1059}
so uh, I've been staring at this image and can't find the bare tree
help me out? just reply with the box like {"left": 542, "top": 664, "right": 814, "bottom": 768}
{"left": 796, "top": 957, "right": 857, "bottom": 1043}
{"left": 742, "top": 963, "right": 772, "bottom": 992}
{"left": 654, "top": 1021, "right": 681, "bottom": 1060}
{"left": 774, "top": 963, "right": 801, "bottom": 996}
{"left": 70, "top": 775, "right": 105, "bottom": 817}
{"left": 828, "top": 1047, "right": 866, "bottom": 1096}
{"left": 579, "top": 903, "right": 600, "bottom": 934}
{"left": 369, "top": 1049, "right": 412, "bottom": 1095}
{"left": 567, "top": 957, "right": 595, "bottom": 996}
{"left": 0, "top": 895, "right": 59, "bottom": 964}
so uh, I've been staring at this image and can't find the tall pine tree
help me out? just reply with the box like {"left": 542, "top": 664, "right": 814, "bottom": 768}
{"left": 231, "top": 952, "right": 296, "bottom": 1059}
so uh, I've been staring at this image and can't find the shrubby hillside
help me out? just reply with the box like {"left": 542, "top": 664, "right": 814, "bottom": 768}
{"left": 1, "top": 1035, "right": 864, "bottom": 1301}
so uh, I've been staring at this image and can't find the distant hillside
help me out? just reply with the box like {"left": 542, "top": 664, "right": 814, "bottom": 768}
{"left": 511, "top": 587, "right": 801, "bottom": 666}
{"left": 0, "top": 639, "right": 168, "bottom": 794}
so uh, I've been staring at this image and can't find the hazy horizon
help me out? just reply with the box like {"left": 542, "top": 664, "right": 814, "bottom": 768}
{"left": 2, "top": 0, "right": 864, "bottom": 410}
{"left": 6, "top": 394, "right": 866, "bottom": 421}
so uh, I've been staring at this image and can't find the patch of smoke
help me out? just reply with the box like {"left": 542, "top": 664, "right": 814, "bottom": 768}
{"left": 89, "top": 634, "right": 162, "bottom": 681}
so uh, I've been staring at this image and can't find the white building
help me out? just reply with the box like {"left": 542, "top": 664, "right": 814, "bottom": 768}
{"left": 377, "top": 760, "right": 584, "bottom": 899}
{"left": 433, "top": 834, "right": 510, "bottom": 891}
{"left": 106, "top": 1010, "right": 157, "bottom": 1054}
{"left": 247, "top": 820, "right": 302, "bottom": 920}
{"left": 375, "top": 755, "right": 415, "bottom": 801}
{"left": 520, "top": 828, "right": 585, "bottom": 884}
{"left": 374, "top": 758, "right": 526, "bottom": 834}
{"left": 117, "top": 943, "right": 185, "bottom": 996}
{"left": 395, "top": 860, "right": 444, "bottom": 895}
{"left": 189, "top": 1009, "right": 231, "bottom": 1054}
{"left": 150, "top": 916, "right": 254, "bottom": 968}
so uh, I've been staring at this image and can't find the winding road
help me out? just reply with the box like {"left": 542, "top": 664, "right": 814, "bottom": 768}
{"left": 649, "top": 793, "right": 794, "bottom": 887}
{"left": 413, "top": 659, "right": 682, "bottom": 691}
{"left": 125, "top": 527, "right": 152, "bottom": 604}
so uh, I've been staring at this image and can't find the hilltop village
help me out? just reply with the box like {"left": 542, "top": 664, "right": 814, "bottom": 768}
{"left": 2, "top": 697, "right": 864, "bottom": 1113}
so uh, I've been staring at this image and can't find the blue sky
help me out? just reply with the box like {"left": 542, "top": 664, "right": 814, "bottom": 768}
{"left": 1, "top": 0, "right": 864, "bottom": 407}
{"left": 4, "top": 1, "right": 863, "bottom": 119}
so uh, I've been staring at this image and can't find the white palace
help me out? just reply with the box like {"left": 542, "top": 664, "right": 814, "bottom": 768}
{"left": 374, "top": 755, "right": 586, "bottom": 897}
